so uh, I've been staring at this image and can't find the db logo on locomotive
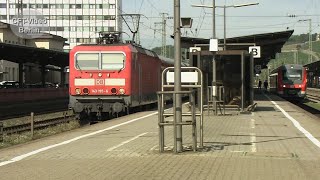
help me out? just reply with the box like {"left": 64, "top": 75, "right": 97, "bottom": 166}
{"left": 95, "top": 79, "right": 105, "bottom": 85}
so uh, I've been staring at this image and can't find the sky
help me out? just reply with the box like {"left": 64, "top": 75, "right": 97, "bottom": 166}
{"left": 122, "top": 0, "right": 320, "bottom": 49}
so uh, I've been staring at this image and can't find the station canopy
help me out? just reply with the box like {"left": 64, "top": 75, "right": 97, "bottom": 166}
{"left": 178, "top": 30, "right": 294, "bottom": 69}
{"left": 0, "top": 42, "right": 68, "bottom": 67}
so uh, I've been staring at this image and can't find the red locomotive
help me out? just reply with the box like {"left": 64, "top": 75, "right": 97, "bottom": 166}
{"left": 269, "top": 64, "right": 307, "bottom": 99}
{"left": 69, "top": 32, "right": 174, "bottom": 121}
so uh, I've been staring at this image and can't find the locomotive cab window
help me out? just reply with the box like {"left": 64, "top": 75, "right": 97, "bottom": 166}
{"left": 102, "top": 53, "right": 125, "bottom": 70}
{"left": 282, "top": 69, "right": 302, "bottom": 82}
{"left": 76, "top": 53, "right": 99, "bottom": 70}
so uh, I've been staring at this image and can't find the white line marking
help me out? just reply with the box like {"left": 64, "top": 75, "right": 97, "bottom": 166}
{"left": 264, "top": 94, "right": 320, "bottom": 148}
{"left": 107, "top": 132, "right": 148, "bottom": 151}
{"left": 0, "top": 111, "right": 158, "bottom": 167}
{"left": 250, "top": 119, "right": 257, "bottom": 152}
{"left": 251, "top": 119, "right": 255, "bottom": 129}
{"left": 150, "top": 145, "right": 158, "bottom": 151}
{"left": 250, "top": 133, "right": 257, "bottom": 153}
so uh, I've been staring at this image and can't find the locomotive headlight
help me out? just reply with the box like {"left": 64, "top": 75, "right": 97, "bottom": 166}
{"left": 299, "top": 85, "right": 302, "bottom": 88}
{"left": 283, "top": 85, "right": 286, "bottom": 88}
{"left": 75, "top": 88, "right": 81, "bottom": 95}
{"left": 119, "top": 88, "right": 125, "bottom": 95}
{"left": 83, "top": 88, "right": 89, "bottom": 95}
{"left": 98, "top": 72, "right": 102, "bottom": 77}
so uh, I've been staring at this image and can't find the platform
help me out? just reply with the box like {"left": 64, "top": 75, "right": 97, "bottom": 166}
{"left": 0, "top": 93, "right": 319, "bottom": 179}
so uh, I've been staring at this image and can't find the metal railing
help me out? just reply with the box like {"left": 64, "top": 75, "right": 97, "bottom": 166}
{"left": 158, "top": 67, "right": 204, "bottom": 152}
{"left": 157, "top": 91, "right": 197, "bottom": 153}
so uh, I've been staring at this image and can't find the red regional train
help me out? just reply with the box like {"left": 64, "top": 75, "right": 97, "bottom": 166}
{"left": 69, "top": 33, "right": 175, "bottom": 121}
{"left": 269, "top": 64, "right": 307, "bottom": 99}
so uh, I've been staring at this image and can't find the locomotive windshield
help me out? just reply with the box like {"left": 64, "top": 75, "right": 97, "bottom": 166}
{"left": 282, "top": 69, "right": 302, "bottom": 83}
{"left": 76, "top": 53, "right": 99, "bottom": 70}
{"left": 75, "top": 52, "right": 125, "bottom": 70}
{"left": 102, "top": 53, "right": 125, "bottom": 70}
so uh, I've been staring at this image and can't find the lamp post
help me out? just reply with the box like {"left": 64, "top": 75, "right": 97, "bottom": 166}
{"left": 174, "top": 0, "right": 182, "bottom": 152}
{"left": 192, "top": 2, "right": 259, "bottom": 50}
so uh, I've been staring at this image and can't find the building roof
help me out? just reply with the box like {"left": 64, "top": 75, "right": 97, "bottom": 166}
{"left": 176, "top": 30, "right": 294, "bottom": 68}
{"left": 0, "top": 42, "right": 68, "bottom": 67}
{"left": 0, "top": 21, "right": 67, "bottom": 42}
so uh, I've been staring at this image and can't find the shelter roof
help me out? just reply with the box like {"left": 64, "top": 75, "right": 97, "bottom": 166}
{"left": 0, "top": 42, "right": 68, "bottom": 67}
{"left": 177, "top": 30, "right": 294, "bottom": 68}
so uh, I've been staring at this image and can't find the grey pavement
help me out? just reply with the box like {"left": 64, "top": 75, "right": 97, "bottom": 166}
{"left": 0, "top": 93, "right": 319, "bottom": 180}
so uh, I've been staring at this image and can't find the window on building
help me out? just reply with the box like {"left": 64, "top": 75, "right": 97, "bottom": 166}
{"left": 83, "top": 16, "right": 90, "bottom": 20}
{"left": 9, "top": 3, "right": 15, "bottom": 8}
{"left": 57, "top": 27, "right": 64, "bottom": 31}
{"left": 96, "top": 27, "right": 103, "bottom": 32}
{"left": 70, "top": 16, "right": 77, "bottom": 20}
{"left": 70, "top": 27, "right": 76, "bottom": 31}
{"left": 57, "top": 15, "right": 63, "bottom": 20}
{"left": 76, "top": 4, "right": 82, "bottom": 9}
{"left": 76, "top": 16, "right": 83, "bottom": 20}
{"left": 83, "top": 4, "right": 89, "bottom": 9}
{"left": 30, "top": 4, "right": 36, "bottom": 9}
{"left": 0, "top": 15, "right": 6, "bottom": 20}
{"left": 0, "top": 3, "right": 6, "bottom": 8}
{"left": 108, "top": 27, "right": 115, "bottom": 31}
{"left": 83, "top": 27, "right": 89, "bottom": 31}
{"left": 50, "top": 15, "right": 56, "bottom": 20}
{"left": 69, "top": 4, "right": 76, "bottom": 9}
{"left": 43, "top": 4, "right": 49, "bottom": 9}
{"left": 89, "top": 4, "right": 95, "bottom": 9}
{"left": 103, "top": 4, "right": 109, "bottom": 9}
{"left": 63, "top": 16, "right": 69, "bottom": 20}
{"left": 36, "top": 4, "right": 43, "bottom": 8}
{"left": 50, "top": 4, "right": 56, "bottom": 9}
{"left": 109, "top": 4, "right": 116, "bottom": 9}
{"left": 96, "top": 4, "right": 103, "bottom": 9}
{"left": 77, "top": 27, "right": 83, "bottom": 32}
{"left": 23, "top": 4, "right": 27, "bottom": 8}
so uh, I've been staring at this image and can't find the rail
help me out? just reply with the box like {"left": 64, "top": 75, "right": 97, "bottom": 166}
{"left": 0, "top": 113, "right": 75, "bottom": 142}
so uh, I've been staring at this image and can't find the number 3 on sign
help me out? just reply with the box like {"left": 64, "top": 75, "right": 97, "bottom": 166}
{"left": 249, "top": 46, "right": 261, "bottom": 58}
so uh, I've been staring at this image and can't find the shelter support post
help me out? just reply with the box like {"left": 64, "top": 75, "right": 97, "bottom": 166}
{"left": 241, "top": 52, "right": 245, "bottom": 111}
{"left": 18, "top": 63, "right": 24, "bottom": 87}
{"left": 60, "top": 67, "right": 65, "bottom": 88}
{"left": 250, "top": 53, "right": 254, "bottom": 105}
{"left": 41, "top": 64, "right": 46, "bottom": 88}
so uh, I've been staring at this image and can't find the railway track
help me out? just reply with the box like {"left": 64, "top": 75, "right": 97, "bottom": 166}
{"left": 0, "top": 98, "right": 68, "bottom": 120}
{"left": 306, "top": 88, "right": 320, "bottom": 103}
{"left": 0, "top": 114, "right": 75, "bottom": 136}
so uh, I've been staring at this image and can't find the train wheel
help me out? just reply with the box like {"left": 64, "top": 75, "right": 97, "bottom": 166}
{"left": 78, "top": 111, "right": 89, "bottom": 126}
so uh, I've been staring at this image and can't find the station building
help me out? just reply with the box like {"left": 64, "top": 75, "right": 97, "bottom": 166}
{"left": 0, "top": 0, "right": 122, "bottom": 51}
{"left": 0, "top": 21, "right": 66, "bottom": 84}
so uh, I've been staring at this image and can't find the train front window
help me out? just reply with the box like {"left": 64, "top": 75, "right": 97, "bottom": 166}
{"left": 76, "top": 53, "right": 99, "bottom": 70}
{"left": 101, "top": 53, "right": 125, "bottom": 70}
{"left": 282, "top": 69, "right": 302, "bottom": 82}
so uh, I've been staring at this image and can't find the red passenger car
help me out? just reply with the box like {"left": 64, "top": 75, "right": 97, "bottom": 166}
{"left": 269, "top": 64, "right": 307, "bottom": 99}
{"left": 69, "top": 33, "right": 174, "bottom": 121}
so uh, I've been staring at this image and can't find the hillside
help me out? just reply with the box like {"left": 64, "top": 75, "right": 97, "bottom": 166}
{"left": 258, "top": 34, "right": 320, "bottom": 80}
